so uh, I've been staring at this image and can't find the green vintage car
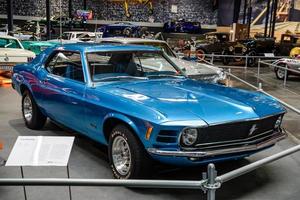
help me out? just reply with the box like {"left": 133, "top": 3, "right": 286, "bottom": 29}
{"left": 21, "top": 41, "right": 59, "bottom": 55}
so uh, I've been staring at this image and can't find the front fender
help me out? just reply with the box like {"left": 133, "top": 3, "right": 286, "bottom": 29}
{"left": 102, "top": 113, "right": 141, "bottom": 141}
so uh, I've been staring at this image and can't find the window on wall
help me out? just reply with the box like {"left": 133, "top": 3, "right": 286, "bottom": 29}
{"left": 46, "top": 51, "right": 84, "bottom": 82}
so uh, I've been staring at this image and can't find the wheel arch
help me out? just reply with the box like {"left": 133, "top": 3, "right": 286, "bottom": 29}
{"left": 102, "top": 113, "right": 141, "bottom": 144}
{"left": 20, "top": 84, "right": 31, "bottom": 95}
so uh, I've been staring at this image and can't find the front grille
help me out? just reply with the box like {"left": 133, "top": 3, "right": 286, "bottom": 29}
{"left": 181, "top": 115, "right": 282, "bottom": 149}
{"left": 156, "top": 130, "right": 178, "bottom": 143}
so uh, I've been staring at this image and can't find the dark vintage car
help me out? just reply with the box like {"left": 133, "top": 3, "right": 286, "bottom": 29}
{"left": 275, "top": 34, "right": 300, "bottom": 56}
{"left": 97, "top": 22, "right": 142, "bottom": 38}
{"left": 163, "top": 20, "right": 202, "bottom": 34}
{"left": 222, "top": 37, "right": 275, "bottom": 67}
{"left": 194, "top": 32, "right": 230, "bottom": 59}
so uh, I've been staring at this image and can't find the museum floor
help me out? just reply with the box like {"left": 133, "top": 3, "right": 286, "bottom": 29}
{"left": 0, "top": 67, "right": 300, "bottom": 200}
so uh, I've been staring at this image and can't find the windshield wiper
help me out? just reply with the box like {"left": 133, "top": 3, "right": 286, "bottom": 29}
{"left": 97, "top": 76, "right": 148, "bottom": 81}
{"left": 4, "top": 43, "right": 12, "bottom": 48}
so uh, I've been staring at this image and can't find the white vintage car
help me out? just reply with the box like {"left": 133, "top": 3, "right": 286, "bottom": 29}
{"left": 0, "top": 35, "right": 35, "bottom": 73}
{"left": 272, "top": 57, "right": 300, "bottom": 79}
{"left": 99, "top": 37, "right": 226, "bottom": 83}
{"left": 49, "top": 31, "right": 102, "bottom": 43}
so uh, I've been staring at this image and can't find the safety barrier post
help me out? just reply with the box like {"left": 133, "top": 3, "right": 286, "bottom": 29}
{"left": 283, "top": 64, "right": 288, "bottom": 87}
{"left": 211, "top": 53, "right": 214, "bottom": 64}
{"left": 202, "top": 164, "right": 220, "bottom": 200}
{"left": 245, "top": 54, "right": 248, "bottom": 71}
{"left": 258, "top": 82, "right": 263, "bottom": 91}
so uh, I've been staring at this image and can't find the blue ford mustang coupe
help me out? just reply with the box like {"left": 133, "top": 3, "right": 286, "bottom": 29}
{"left": 12, "top": 43, "right": 286, "bottom": 179}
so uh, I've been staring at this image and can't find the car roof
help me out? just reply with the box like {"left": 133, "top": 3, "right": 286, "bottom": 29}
{"left": 56, "top": 43, "right": 161, "bottom": 53}
{"left": 100, "top": 37, "right": 167, "bottom": 44}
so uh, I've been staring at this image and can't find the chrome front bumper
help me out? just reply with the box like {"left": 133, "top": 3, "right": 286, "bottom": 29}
{"left": 147, "top": 131, "right": 287, "bottom": 158}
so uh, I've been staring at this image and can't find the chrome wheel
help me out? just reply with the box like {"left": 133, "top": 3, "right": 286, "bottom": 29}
{"left": 23, "top": 95, "right": 33, "bottom": 122}
{"left": 112, "top": 136, "right": 132, "bottom": 176}
{"left": 277, "top": 68, "right": 285, "bottom": 79}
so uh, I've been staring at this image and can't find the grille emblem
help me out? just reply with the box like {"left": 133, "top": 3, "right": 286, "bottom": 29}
{"left": 249, "top": 124, "right": 258, "bottom": 136}
{"left": 4, "top": 54, "right": 9, "bottom": 62}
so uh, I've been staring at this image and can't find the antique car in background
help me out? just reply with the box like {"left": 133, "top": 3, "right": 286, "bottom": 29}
{"left": 0, "top": 35, "right": 35, "bottom": 76}
{"left": 275, "top": 34, "right": 300, "bottom": 56}
{"left": 48, "top": 31, "right": 98, "bottom": 43}
{"left": 99, "top": 37, "right": 226, "bottom": 84}
{"left": 12, "top": 43, "right": 286, "bottom": 179}
{"left": 39, "top": 16, "right": 82, "bottom": 29}
{"left": 12, "top": 21, "right": 43, "bottom": 41}
{"left": 0, "top": 24, "right": 21, "bottom": 36}
{"left": 193, "top": 32, "right": 230, "bottom": 59}
{"left": 222, "top": 36, "right": 275, "bottom": 67}
{"left": 272, "top": 57, "right": 300, "bottom": 79}
{"left": 163, "top": 19, "right": 202, "bottom": 34}
{"left": 97, "top": 22, "right": 142, "bottom": 38}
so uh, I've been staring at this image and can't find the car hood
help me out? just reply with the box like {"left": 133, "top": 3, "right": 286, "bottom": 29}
{"left": 102, "top": 79, "right": 285, "bottom": 125}
{"left": 169, "top": 57, "right": 221, "bottom": 76}
{"left": 0, "top": 48, "right": 35, "bottom": 57}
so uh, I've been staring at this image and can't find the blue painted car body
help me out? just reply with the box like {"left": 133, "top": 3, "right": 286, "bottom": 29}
{"left": 12, "top": 43, "right": 286, "bottom": 166}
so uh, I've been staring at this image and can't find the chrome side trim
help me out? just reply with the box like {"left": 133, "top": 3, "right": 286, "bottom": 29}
{"left": 147, "top": 131, "right": 287, "bottom": 158}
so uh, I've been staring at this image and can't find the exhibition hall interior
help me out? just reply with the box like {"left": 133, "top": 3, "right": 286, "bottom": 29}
{"left": 1, "top": 0, "right": 300, "bottom": 199}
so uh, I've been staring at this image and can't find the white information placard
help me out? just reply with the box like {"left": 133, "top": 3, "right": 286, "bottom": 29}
{"left": 6, "top": 136, "right": 74, "bottom": 166}
{"left": 264, "top": 53, "right": 275, "bottom": 57}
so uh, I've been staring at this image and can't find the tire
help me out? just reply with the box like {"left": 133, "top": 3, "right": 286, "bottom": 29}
{"left": 196, "top": 49, "right": 206, "bottom": 61}
{"left": 108, "top": 124, "right": 152, "bottom": 179}
{"left": 275, "top": 64, "right": 289, "bottom": 80}
{"left": 247, "top": 51, "right": 257, "bottom": 67}
{"left": 222, "top": 51, "right": 231, "bottom": 65}
{"left": 22, "top": 90, "right": 47, "bottom": 130}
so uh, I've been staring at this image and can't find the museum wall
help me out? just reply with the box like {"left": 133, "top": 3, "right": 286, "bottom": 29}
{"left": 0, "top": 0, "right": 217, "bottom": 24}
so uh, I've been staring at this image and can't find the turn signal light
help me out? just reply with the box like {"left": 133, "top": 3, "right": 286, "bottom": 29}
{"left": 145, "top": 127, "right": 153, "bottom": 140}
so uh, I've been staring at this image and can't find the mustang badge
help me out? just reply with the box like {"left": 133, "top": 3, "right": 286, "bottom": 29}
{"left": 249, "top": 124, "right": 258, "bottom": 136}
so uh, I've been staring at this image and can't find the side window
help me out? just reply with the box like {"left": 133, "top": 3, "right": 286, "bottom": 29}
{"left": 46, "top": 51, "right": 84, "bottom": 82}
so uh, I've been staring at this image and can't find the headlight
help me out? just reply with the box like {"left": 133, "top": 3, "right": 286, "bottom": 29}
{"left": 274, "top": 116, "right": 282, "bottom": 129}
{"left": 181, "top": 128, "right": 198, "bottom": 146}
{"left": 229, "top": 46, "right": 234, "bottom": 52}
{"left": 242, "top": 47, "right": 247, "bottom": 53}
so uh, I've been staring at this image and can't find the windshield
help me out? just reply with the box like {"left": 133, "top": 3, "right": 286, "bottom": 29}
{"left": 87, "top": 51, "right": 183, "bottom": 82}
{"left": 0, "top": 38, "right": 22, "bottom": 49}
{"left": 130, "top": 42, "right": 176, "bottom": 57}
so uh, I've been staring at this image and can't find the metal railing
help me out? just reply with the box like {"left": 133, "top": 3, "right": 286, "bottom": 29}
{"left": 227, "top": 70, "right": 300, "bottom": 114}
{"left": 258, "top": 59, "right": 300, "bottom": 88}
{"left": 176, "top": 52, "right": 288, "bottom": 69}
{"left": 0, "top": 144, "right": 299, "bottom": 200}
